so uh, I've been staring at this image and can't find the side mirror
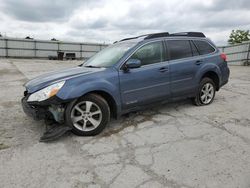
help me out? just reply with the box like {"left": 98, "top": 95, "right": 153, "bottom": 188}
{"left": 124, "top": 59, "right": 141, "bottom": 71}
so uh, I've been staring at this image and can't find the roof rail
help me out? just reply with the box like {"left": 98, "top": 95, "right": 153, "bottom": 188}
{"left": 119, "top": 34, "right": 149, "bottom": 42}
{"left": 120, "top": 36, "right": 139, "bottom": 42}
{"left": 170, "top": 32, "right": 206, "bottom": 38}
{"left": 144, "top": 32, "right": 170, "bottom": 39}
{"left": 117, "top": 32, "right": 205, "bottom": 43}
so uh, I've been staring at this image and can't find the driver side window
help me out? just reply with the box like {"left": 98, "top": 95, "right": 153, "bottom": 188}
{"left": 130, "top": 41, "right": 164, "bottom": 66}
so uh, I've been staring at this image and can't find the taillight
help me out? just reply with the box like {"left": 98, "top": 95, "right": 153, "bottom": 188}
{"left": 220, "top": 53, "right": 227, "bottom": 61}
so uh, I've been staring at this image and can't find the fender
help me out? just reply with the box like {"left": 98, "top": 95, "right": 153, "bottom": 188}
{"left": 194, "top": 62, "right": 222, "bottom": 86}
{"left": 56, "top": 78, "right": 122, "bottom": 113}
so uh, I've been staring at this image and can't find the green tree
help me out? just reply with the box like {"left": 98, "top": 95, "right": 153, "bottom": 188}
{"left": 228, "top": 30, "right": 250, "bottom": 44}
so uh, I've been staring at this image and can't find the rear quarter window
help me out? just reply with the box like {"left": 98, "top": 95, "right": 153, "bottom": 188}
{"left": 193, "top": 40, "right": 215, "bottom": 55}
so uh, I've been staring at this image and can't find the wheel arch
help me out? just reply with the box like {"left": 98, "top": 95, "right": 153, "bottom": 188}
{"left": 200, "top": 71, "right": 220, "bottom": 91}
{"left": 84, "top": 90, "right": 118, "bottom": 118}
{"left": 58, "top": 79, "right": 122, "bottom": 117}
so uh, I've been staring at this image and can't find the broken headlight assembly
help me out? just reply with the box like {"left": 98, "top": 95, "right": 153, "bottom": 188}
{"left": 27, "top": 81, "right": 65, "bottom": 102}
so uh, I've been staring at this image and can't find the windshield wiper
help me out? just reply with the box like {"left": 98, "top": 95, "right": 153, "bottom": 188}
{"left": 84, "top": 65, "right": 102, "bottom": 68}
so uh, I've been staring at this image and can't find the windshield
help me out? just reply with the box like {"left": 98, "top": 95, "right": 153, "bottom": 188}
{"left": 83, "top": 42, "right": 135, "bottom": 68}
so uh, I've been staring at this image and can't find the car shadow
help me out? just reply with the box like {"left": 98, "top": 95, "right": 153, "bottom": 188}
{"left": 40, "top": 98, "right": 194, "bottom": 143}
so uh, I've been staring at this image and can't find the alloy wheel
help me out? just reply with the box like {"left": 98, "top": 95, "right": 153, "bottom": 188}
{"left": 70, "top": 101, "right": 102, "bottom": 132}
{"left": 200, "top": 83, "right": 215, "bottom": 104}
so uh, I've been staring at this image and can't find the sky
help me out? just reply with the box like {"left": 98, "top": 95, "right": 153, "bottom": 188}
{"left": 0, "top": 0, "right": 249, "bottom": 45}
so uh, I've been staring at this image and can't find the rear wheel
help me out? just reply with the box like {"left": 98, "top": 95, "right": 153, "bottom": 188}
{"left": 192, "top": 77, "right": 216, "bottom": 106}
{"left": 65, "top": 94, "right": 110, "bottom": 136}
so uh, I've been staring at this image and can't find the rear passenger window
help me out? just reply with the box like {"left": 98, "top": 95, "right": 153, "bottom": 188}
{"left": 167, "top": 40, "right": 192, "bottom": 60}
{"left": 193, "top": 40, "right": 215, "bottom": 55}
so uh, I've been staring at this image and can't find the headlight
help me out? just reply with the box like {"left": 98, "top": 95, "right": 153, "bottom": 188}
{"left": 27, "top": 81, "right": 65, "bottom": 102}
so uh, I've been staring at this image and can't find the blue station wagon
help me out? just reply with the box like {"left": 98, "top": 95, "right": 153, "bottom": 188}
{"left": 22, "top": 32, "right": 230, "bottom": 140}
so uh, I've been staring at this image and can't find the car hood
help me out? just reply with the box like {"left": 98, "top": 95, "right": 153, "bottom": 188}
{"left": 25, "top": 66, "right": 105, "bottom": 93}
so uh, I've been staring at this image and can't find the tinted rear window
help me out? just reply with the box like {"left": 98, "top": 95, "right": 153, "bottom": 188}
{"left": 193, "top": 40, "right": 215, "bottom": 55}
{"left": 167, "top": 40, "right": 192, "bottom": 60}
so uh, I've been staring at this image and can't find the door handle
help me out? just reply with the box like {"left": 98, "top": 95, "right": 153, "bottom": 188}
{"left": 195, "top": 60, "right": 203, "bottom": 65}
{"left": 159, "top": 67, "right": 168, "bottom": 72}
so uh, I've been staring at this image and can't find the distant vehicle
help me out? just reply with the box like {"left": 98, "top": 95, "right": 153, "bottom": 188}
{"left": 22, "top": 32, "right": 230, "bottom": 137}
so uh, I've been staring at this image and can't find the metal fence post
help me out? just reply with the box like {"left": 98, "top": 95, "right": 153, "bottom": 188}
{"left": 5, "top": 38, "right": 8, "bottom": 58}
{"left": 34, "top": 40, "right": 37, "bottom": 58}
{"left": 80, "top": 44, "right": 83, "bottom": 59}
{"left": 246, "top": 42, "right": 250, "bottom": 63}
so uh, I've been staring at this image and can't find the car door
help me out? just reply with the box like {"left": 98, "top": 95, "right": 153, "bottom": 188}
{"left": 166, "top": 39, "right": 201, "bottom": 97}
{"left": 119, "top": 40, "right": 170, "bottom": 109}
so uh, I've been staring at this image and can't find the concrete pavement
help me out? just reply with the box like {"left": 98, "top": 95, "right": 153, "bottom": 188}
{"left": 0, "top": 59, "right": 250, "bottom": 188}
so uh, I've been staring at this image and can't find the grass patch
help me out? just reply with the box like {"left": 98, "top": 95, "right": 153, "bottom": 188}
{"left": 0, "top": 143, "right": 10, "bottom": 150}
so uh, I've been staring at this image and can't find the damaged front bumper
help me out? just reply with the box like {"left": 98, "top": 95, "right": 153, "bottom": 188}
{"left": 21, "top": 96, "right": 47, "bottom": 120}
{"left": 21, "top": 93, "right": 72, "bottom": 142}
{"left": 21, "top": 94, "right": 66, "bottom": 123}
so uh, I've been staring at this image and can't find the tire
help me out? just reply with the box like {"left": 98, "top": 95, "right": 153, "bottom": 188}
{"left": 65, "top": 94, "right": 110, "bottom": 136}
{"left": 192, "top": 77, "right": 216, "bottom": 106}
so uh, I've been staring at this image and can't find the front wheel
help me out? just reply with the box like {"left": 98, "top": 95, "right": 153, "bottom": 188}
{"left": 192, "top": 77, "right": 216, "bottom": 106}
{"left": 65, "top": 94, "right": 110, "bottom": 136}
